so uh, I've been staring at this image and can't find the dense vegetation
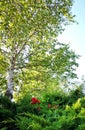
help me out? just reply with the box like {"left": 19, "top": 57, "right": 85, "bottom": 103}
{"left": 0, "top": 86, "right": 85, "bottom": 130}
{"left": 0, "top": 0, "right": 85, "bottom": 129}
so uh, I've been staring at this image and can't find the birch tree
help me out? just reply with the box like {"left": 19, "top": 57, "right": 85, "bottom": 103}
{"left": 0, "top": 0, "right": 75, "bottom": 99}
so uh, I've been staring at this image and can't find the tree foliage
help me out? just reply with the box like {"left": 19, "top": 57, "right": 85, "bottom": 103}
{"left": 0, "top": 0, "right": 78, "bottom": 99}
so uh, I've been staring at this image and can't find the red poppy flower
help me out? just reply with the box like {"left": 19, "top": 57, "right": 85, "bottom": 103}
{"left": 31, "top": 97, "right": 40, "bottom": 104}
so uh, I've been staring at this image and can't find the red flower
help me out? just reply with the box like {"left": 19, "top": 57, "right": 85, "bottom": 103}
{"left": 31, "top": 97, "right": 40, "bottom": 104}
{"left": 48, "top": 104, "right": 51, "bottom": 108}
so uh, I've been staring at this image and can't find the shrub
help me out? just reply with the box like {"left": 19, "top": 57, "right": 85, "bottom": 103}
{"left": 0, "top": 91, "right": 85, "bottom": 130}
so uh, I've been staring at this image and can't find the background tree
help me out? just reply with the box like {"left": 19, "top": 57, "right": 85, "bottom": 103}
{"left": 0, "top": 0, "right": 76, "bottom": 99}
{"left": 16, "top": 41, "right": 79, "bottom": 99}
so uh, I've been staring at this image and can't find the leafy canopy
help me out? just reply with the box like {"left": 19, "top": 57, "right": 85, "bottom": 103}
{"left": 0, "top": 0, "right": 78, "bottom": 97}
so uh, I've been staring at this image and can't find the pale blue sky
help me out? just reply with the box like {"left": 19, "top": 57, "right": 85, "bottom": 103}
{"left": 58, "top": 0, "right": 85, "bottom": 79}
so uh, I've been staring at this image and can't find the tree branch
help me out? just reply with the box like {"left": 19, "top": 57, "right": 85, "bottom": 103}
{"left": 0, "top": 47, "right": 9, "bottom": 54}
{"left": 15, "top": 31, "right": 36, "bottom": 58}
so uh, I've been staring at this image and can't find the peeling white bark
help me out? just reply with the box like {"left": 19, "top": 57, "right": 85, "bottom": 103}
{"left": 6, "top": 56, "right": 15, "bottom": 99}
{"left": 7, "top": 68, "right": 14, "bottom": 94}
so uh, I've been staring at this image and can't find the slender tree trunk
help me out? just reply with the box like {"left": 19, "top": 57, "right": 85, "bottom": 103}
{"left": 6, "top": 56, "right": 15, "bottom": 100}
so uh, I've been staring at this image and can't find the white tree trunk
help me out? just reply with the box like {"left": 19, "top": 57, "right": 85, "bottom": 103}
{"left": 6, "top": 69, "right": 14, "bottom": 99}
{"left": 6, "top": 56, "right": 15, "bottom": 100}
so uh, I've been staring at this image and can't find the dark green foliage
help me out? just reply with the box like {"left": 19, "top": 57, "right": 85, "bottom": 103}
{"left": 68, "top": 87, "right": 85, "bottom": 105}
{"left": 16, "top": 94, "right": 32, "bottom": 113}
{"left": 80, "top": 97, "right": 85, "bottom": 108}
{"left": 0, "top": 88, "right": 85, "bottom": 130}
{"left": 0, "top": 96, "right": 16, "bottom": 129}
{"left": 0, "top": 96, "right": 16, "bottom": 120}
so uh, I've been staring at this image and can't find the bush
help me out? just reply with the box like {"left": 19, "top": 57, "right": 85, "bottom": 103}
{"left": 0, "top": 91, "right": 85, "bottom": 130}
{"left": 0, "top": 96, "right": 16, "bottom": 129}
